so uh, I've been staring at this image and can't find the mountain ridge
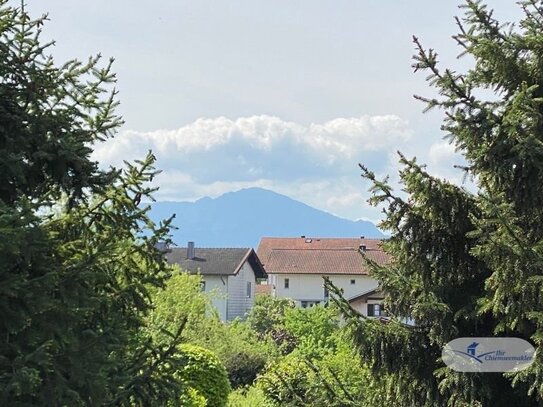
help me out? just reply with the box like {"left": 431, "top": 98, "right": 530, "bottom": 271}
{"left": 148, "top": 187, "right": 383, "bottom": 248}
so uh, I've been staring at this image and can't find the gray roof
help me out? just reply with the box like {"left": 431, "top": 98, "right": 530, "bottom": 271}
{"left": 165, "top": 247, "right": 267, "bottom": 279}
{"left": 348, "top": 287, "right": 383, "bottom": 302}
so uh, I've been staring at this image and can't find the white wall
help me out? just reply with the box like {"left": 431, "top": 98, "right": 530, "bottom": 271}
{"left": 200, "top": 261, "right": 257, "bottom": 321}
{"left": 202, "top": 275, "right": 228, "bottom": 321}
{"left": 227, "top": 261, "right": 256, "bottom": 320}
{"left": 350, "top": 298, "right": 366, "bottom": 315}
{"left": 271, "top": 273, "right": 378, "bottom": 306}
{"left": 350, "top": 296, "right": 384, "bottom": 316}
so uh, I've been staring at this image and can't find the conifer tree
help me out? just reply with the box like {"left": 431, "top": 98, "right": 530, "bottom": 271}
{"left": 0, "top": 2, "right": 185, "bottom": 405}
{"left": 328, "top": 1, "right": 543, "bottom": 405}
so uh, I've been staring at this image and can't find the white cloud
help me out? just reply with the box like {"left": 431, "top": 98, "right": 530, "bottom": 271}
{"left": 92, "top": 114, "right": 413, "bottom": 220}
{"left": 94, "top": 115, "right": 411, "bottom": 173}
{"left": 425, "top": 140, "right": 472, "bottom": 186}
{"left": 429, "top": 140, "right": 457, "bottom": 165}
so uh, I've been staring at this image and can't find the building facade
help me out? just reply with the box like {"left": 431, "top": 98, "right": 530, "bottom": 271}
{"left": 257, "top": 237, "right": 389, "bottom": 316}
{"left": 166, "top": 243, "right": 267, "bottom": 321}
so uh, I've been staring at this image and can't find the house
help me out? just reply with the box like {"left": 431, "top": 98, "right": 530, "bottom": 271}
{"left": 347, "top": 288, "right": 386, "bottom": 317}
{"left": 166, "top": 242, "right": 267, "bottom": 321}
{"left": 257, "top": 237, "right": 389, "bottom": 316}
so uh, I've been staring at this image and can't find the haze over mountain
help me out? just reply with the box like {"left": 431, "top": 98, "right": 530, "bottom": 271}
{"left": 148, "top": 187, "right": 383, "bottom": 248}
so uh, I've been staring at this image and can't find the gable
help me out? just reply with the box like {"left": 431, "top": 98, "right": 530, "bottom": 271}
{"left": 166, "top": 247, "right": 267, "bottom": 279}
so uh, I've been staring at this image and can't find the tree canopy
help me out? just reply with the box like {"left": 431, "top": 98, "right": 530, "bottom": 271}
{"left": 0, "top": 2, "right": 185, "bottom": 405}
{"left": 327, "top": 1, "right": 543, "bottom": 405}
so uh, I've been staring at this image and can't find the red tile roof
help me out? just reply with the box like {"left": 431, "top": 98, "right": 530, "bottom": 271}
{"left": 255, "top": 284, "right": 273, "bottom": 295}
{"left": 257, "top": 237, "right": 390, "bottom": 275}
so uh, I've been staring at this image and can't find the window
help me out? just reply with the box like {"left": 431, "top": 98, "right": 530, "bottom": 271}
{"left": 302, "top": 301, "right": 320, "bottom": 308}
{"left": 367, "top": 303, "right": 385, "bottom": 317}
{"left": 200, "top": 281, "right": 206, "bottom": 292}
{"left": 367, "top": 304, "right": 375, "bottom": 316}
{"left": 246, "top": 281, "right": 252, "bottom": 298}
{"left": 324, "top": 287, "right": 329, "bottom": 298}
{"left": 350, "top": 279, "right": 356, "bottom": 285}
{"left": 284, "top": 278, "right": 289, "bottom": 289}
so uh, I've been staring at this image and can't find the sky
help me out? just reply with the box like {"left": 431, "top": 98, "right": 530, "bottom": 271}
{"left": 27, "top": 1, "right": 523, "bottom": 223}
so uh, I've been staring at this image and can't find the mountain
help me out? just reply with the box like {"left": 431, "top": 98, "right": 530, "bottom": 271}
{"left": 148, "top": 187, "right": 383, "bottom": 248}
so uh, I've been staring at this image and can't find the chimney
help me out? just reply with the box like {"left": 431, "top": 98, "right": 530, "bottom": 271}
{"left": 187, "top": 241, "right": 195, "bottom": 259}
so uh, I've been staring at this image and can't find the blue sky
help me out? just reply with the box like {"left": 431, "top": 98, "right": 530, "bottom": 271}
{"left": 28, "top": 1, "right": 522, "bottom": 223}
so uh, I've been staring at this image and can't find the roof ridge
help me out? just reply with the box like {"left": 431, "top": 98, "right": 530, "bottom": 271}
{"left": 260, "top": 237, "right": 384, "bottom": 240}
{"left": 270, "top": 248, "right": 364, "bottom": 251}
{"left": 171, "top": 247, "right": 251, "bottom": 250}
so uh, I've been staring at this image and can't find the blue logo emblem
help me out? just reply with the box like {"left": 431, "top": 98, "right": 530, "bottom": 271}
{"left": 467, "top": 342, "right": 478, "bottom": 357}
{"left": 443, "top": 337, "right": 535, "bottom": 372}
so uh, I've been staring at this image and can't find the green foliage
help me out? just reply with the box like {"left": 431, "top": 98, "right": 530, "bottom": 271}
{"left": 255, "top": 304, "right": 379, "bottom": 406}
{"left": 258, "top": 355, "right": 315, "bottom": 406}
{"left": 330, "top": 1, "right": 543, "bottom": 405}
{"left": 186, "top": 317, "right": 279, "bottom": 388}
{"left": 223, "top": 349, "right": 267, "bottom": 389}
{"left": 0, "top": 3, "right": 185, "bottom": 405}
{"left": 257, "top": 345, "right": 374, "bottom": 407}
{"left": 148, "top": 270, "right": 212, "bottom": 344}
{"left": 283, "top": 304, "right": 340, "bottom": 357}
{"left": 227, "top": 386, "right": 274, "bottom": 407}
{"left": 0, "top": 2, "right": 120, "bottom": 206}
{"left": 178, "top": 388, "right": 206, "bottom": 407}
{"left": 175, "top": 344, "right": 230, "bottom": 407}
{"left": 247, "top": 295, "right": 295, "bottom": 336}
{"left": 148, "top": 271, "right": 278, "bottom": 390}
{"left": 246, "top": 295, "right": 297, "bottom": 353}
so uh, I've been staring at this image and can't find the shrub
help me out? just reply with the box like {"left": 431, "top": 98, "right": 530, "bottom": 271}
{"left": 257, "top": 349, "right": 373, "bottom": 407}
{"left": 176, "top": 344, "right": 230, "bottom": 407}
{"left": 258, "top": 355, "right": 315, "bottom": 405}
{"left": 228, "top": 386, "right": 274, "bottom": 407}
{"left": 278, "top": 304, "right": 342, "bottom": 359}
{"left": 224, "top": 351, "right": 267, "bottom": 388}
{"left": 185, "top": 318, "right": 279, "bottom": 389}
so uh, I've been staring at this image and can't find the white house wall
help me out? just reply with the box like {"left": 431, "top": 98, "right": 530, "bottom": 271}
{"left": 350, "top": 297, "right": 383, "bottom": 316}
{"left": 226, "top": 261, "right": 256, "bottom": 320}
{"left": 202, "top": 275, "right": 228, "bottom": 321}
{"left": 350, "top": 297, "right": 366, "bottom": 315}
{"left": 271, "top": 273, "right": 378, "bottom": 306}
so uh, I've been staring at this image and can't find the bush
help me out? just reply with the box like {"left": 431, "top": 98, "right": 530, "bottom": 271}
{"left": 149, "top": 273, "right": 279, "bottom": 390}
{"left": 257, "top": 349, "right": 373, "bottom": 407}
{"left": 224, "top": 351, "right": 267, "bottom": 388}
{"left": 228, "top": 386, "right": 274, "bottom": 407}
{"left": 258, "top": 355, "right": 315, "bottom": 405}
{"left": 176, "top": 344, "right": 231, "bottom": 407}
{"left": 184, "top": 318, "right": 279, "bottom": 389}
{"left": 281, "top": 304, "right": 341, "bottom": 359}
{"left": 256, "top": 305, "right": 380, "bottom": 406}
